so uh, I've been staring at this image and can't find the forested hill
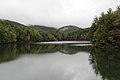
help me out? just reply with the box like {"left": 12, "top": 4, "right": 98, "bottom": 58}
{"left": 58, "top": 25, "right": 80, "bottom": 32}
{"left": 0, "top": 19, "right": 51, "bottom": 43}
{"left": 58, "top": 25, "right": 90, "bottom": 40}
{"left": 0, "top": 19, "right": 90, "bottom": 43}
{"left": 1, "top": 6, "right": 120, "bottom": 46}
{"left": 30, "top": 25, "right": 57, "bottom": 31}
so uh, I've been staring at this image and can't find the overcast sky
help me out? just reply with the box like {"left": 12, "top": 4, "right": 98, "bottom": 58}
{"left": 0, "top": 0, "right": 119, "bottom": 28}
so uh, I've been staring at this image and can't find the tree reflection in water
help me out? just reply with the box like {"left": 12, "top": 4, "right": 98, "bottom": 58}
{"left": 89, "top": 47, "right": 120, "bottom": 80}
{"left": 0, "top": 44, "right": 91, "bottom": 63}
{"left": 0, "top": 43, "right": 120, "bottom": 80}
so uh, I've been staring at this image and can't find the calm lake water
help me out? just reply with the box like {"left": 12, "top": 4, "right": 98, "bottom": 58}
{"left": 0, "top": 41, "right": 120, "bottom": 80}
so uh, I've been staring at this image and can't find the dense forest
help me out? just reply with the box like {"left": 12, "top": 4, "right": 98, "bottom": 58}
{"left": 0, "top": 20, "right": 90, "bottom": 43}
{"left": 90, "top": 6, "right": 120, "bottom": 47}
{"left": 0, "top": 6, "right": 120, "bottom": 47}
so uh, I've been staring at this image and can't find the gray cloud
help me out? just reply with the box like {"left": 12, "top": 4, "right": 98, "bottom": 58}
{"left": 0, "top": 0, "right": 119, "bottom": 28}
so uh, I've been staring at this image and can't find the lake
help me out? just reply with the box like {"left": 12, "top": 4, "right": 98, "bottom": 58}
{"left": 0, "top": 41, "right": 120, "bottom": 80}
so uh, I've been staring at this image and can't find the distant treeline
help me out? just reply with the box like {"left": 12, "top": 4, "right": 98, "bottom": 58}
{"left": 0, "top": 20, "right": 90, "bottom": 43}
{"left": 0, "top": 6, "right": 120, "bottom": 47}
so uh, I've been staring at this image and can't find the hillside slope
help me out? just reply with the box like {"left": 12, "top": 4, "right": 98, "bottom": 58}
{"left": 30, "top": 25, "right": 57, "bottom": 31}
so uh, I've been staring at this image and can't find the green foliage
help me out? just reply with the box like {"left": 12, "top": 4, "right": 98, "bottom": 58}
{"left": 90, "top": 7, "right": 120, "bottom": 47}
{"left": 30, "top": 25, "right": 57, "bottom": 31}
{"left": 0, "top": 19, "right": 58, "bottom": 43}
{"left": 65, "top": 28, "right": 90, "bottom": 41}
{"left": 0, "top": 19, "right": 91, "bottom": 43}
{"left": 57, "top": 25, "right": 90, "bottom": 41}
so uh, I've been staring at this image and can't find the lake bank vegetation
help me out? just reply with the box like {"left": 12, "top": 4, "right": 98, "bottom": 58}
{"left": 90, "top": 6, "right": 120, "bottom": 47}
{"left": 0, "top": 19, "right": 90, "bottom": 43}
{"left": 0, "top": 6, "right": 120, "bottom": 47}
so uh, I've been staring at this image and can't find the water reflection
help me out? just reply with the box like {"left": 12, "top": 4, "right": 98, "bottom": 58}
{"left": 0, "top": 43, "right": 120, "bottom": 80}
{"left": 89, "top": 47, "right": 120, "bottom": 80}
{"left": 0, "top": 44, "right": 98, "bottom": 80}
{"left": 0, "top": 44, "right": 91, "bottom": 63}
